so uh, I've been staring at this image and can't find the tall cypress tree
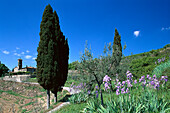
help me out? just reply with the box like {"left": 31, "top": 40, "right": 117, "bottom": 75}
{"left": 37, "top": 5, "right": 69, "bottom": 108}
{"left": 113, "top": 28, "right": 122, "bottom": 57}
{"left": 37, "top": 4, "right": 55, "bottom": 109}
{"left": 51, "top": 11, "right": 69, "bottom": 103}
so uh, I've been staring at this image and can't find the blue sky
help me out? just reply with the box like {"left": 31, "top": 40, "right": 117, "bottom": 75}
{"left": 0, "top": 0, "right": 170, "bottom": 70}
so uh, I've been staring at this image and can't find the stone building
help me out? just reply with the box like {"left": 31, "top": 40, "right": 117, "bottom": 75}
{"left": 13, "top": 59, "right": 36, "bottom": 73}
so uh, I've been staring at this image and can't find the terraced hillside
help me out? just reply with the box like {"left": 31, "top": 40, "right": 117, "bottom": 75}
{"left": 0, "top": 80, "right": 68, "bottom": 113}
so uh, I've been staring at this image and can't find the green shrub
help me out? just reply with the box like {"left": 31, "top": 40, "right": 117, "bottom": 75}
{"left": 69, "top": 92, "right": 89, "bottom": 104}
{"left": 163, "top": 44, "right": 170, "bottom": 49}
{"left": 152, "top": 60, "right": 170, "bottom": 78}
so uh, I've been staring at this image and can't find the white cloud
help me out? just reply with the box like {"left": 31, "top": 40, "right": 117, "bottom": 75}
{"left": 3, "top": 50, "right": 10, "bottom": 54}
{"left": 25, "top": 55, "right": 32, "bottom": 59}
{"left": 21, "top": 52, "right": 25, "bottom": 54}
{"left": 26, "top": 50, "right": 30, "bottom": 53}
{"left": 14, "top": 53, "right": 17, "bottom": 55}
{"left": 16, "top": 47, "right": 20, "bottom": 50}
{"left": 134, "top": 31, "right": 140, "bottom": 37}
{"left": 161, "top": 27, "right": 170, "bottom": 31}
{"left": 14, "top": 53, "right": 21, "bottom": 56}
{"left": 32, "top": 57, "right": 36, "bottom": 60}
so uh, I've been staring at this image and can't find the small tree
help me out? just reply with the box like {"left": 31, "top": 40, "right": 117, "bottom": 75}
{"left": 79, "top": 29, "right": 122, "bottom": 106}
{"left": 68, "top": 61, "right": 79, "bottom": 70}
{"left": 0, "top": 62, "right": 9, "bottom": 77}
{"left": 113, "top": 28, "right": 122, "bottom": 57}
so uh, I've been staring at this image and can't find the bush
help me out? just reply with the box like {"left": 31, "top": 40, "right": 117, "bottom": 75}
{"left": 68, "top": 92, "right": 89, "bottom": 104}
{"left": 163, "top": 44, "right": 170, "bottom": 49}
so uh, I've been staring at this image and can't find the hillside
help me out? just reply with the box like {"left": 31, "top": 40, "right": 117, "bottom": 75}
{"left": 120, "top": 44, "right": 170, "bottom": 79}
{"left": 69, "top": 44, "right": 170, "bottom": 80}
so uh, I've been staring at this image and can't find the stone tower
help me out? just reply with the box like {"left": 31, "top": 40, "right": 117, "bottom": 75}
{"left": 18, "top": 59, "right": 22, "bottom": 70}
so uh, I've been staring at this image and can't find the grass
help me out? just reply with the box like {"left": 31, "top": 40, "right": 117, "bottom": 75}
{"left": 0, "top": 89, "right": 43, "bottom": 99}
{"left": 56, "top": 103, "right": 87, "bottom": 113}
{"left": 21, "top": 109, "right": 27, "bottom": 113}
{"left": 25, "top": 78, "right": 37, "bottom": 83}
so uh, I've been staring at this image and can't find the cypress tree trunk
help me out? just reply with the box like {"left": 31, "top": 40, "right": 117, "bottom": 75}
{"left": 47, "top": 90, "right": 50, "bottom": 109}
{"left": 54, "top": 92, "right": 57, "bottom": 103}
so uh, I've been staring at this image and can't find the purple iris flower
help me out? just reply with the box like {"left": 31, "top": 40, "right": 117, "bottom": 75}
{"left": 125, "top": 88, "right": 129, "bottom": 93}
{"left": 96, "top": 85, "right": 99, "bottom": 89}
{"left": 116, "top": 89, "right": 120, "bottom": 95}
{"left": 87, "top": 90, "right": 91, "bottom": 94}
{"left": 134, "top": 80, "right": 137, "bottom": 84}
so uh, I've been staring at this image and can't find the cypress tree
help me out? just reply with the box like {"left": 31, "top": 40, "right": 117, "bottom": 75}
{"left": 37, "top": 5, "right": 69, "bottom": 108}
{"left": 51, "top": 11, "right": 69, "bottom": 103}
{"left": 113, "top": 28, "right": 122, "bottom": 57}
{"left": 37, "top": 4, "right": 55, "bottom": 109}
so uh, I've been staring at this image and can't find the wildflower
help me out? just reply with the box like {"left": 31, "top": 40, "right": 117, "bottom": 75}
{"left": 147, "top": 75, "right": 149, "bottom": 79}
{"left": 104, "top": 82, "right": 110, "bottom": 90}
{"left": 150, "top": 81, "right": 155, "bottom": 86}
{"left": 116, "top": 85, "right": 120, "bottom": 89}
{"left": 122, "top": 81, "right": 126, "bottom": 85}
{"left": 158, "top": 59, "right": 161, "bottom": 63}
{"left": 162, "top": 57, "right": 165, "bottom": 62}
{"left": 71, "top": 82, "right": 74, "bottom": 87}
{"left": 95, "top": 91, "right": 98, "bottom": 98}
{"left": 155, "top": 61, "right": 157, "bottom": 65}
{"left": 134, "top": 80, "right": 137, "bottom": 84}
{"left": 116, "top": 89, "right": 120, "bottom": 95}
{"left": 96, "top": 93, "right": 98, "bottom": 98}
{"left": 96, "top": 85, "right": 99, "bottom": 89}
{"left": 139, "top": 78, "right": 142, "bottom": 82}
{"left": 121, "top": 87, "right": 125, "bottom": 94}
{"left": 87, "top": 90, "right": 91, "bottom": 95}
{"left": 142, "top": 80, "right": 146, "bottom": 87}
{"left": 141, "top": 75, "right": 145, "bottom": 79}
{"left": 84, "top": 83, "right": 86, "bottom": 87}
{"left": 116, "top": 79, "right": 119, "bottom": 83}
{"left": 126, "top": 70, "right": 130, "bottom": 74}
{"left": 103, "top": 75, "right": 111, "bottom": 82}
{"left": 161, "top": 76, "right": 168, "bottom": 82}
{"left": 126, "top": 80, "right": 133, "bottom": 87}
{"left": 153, "top": 75, "right": 156, "bottom": 78}
{"left": 125, "top": 88, "right": 129, "bottom": 93}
